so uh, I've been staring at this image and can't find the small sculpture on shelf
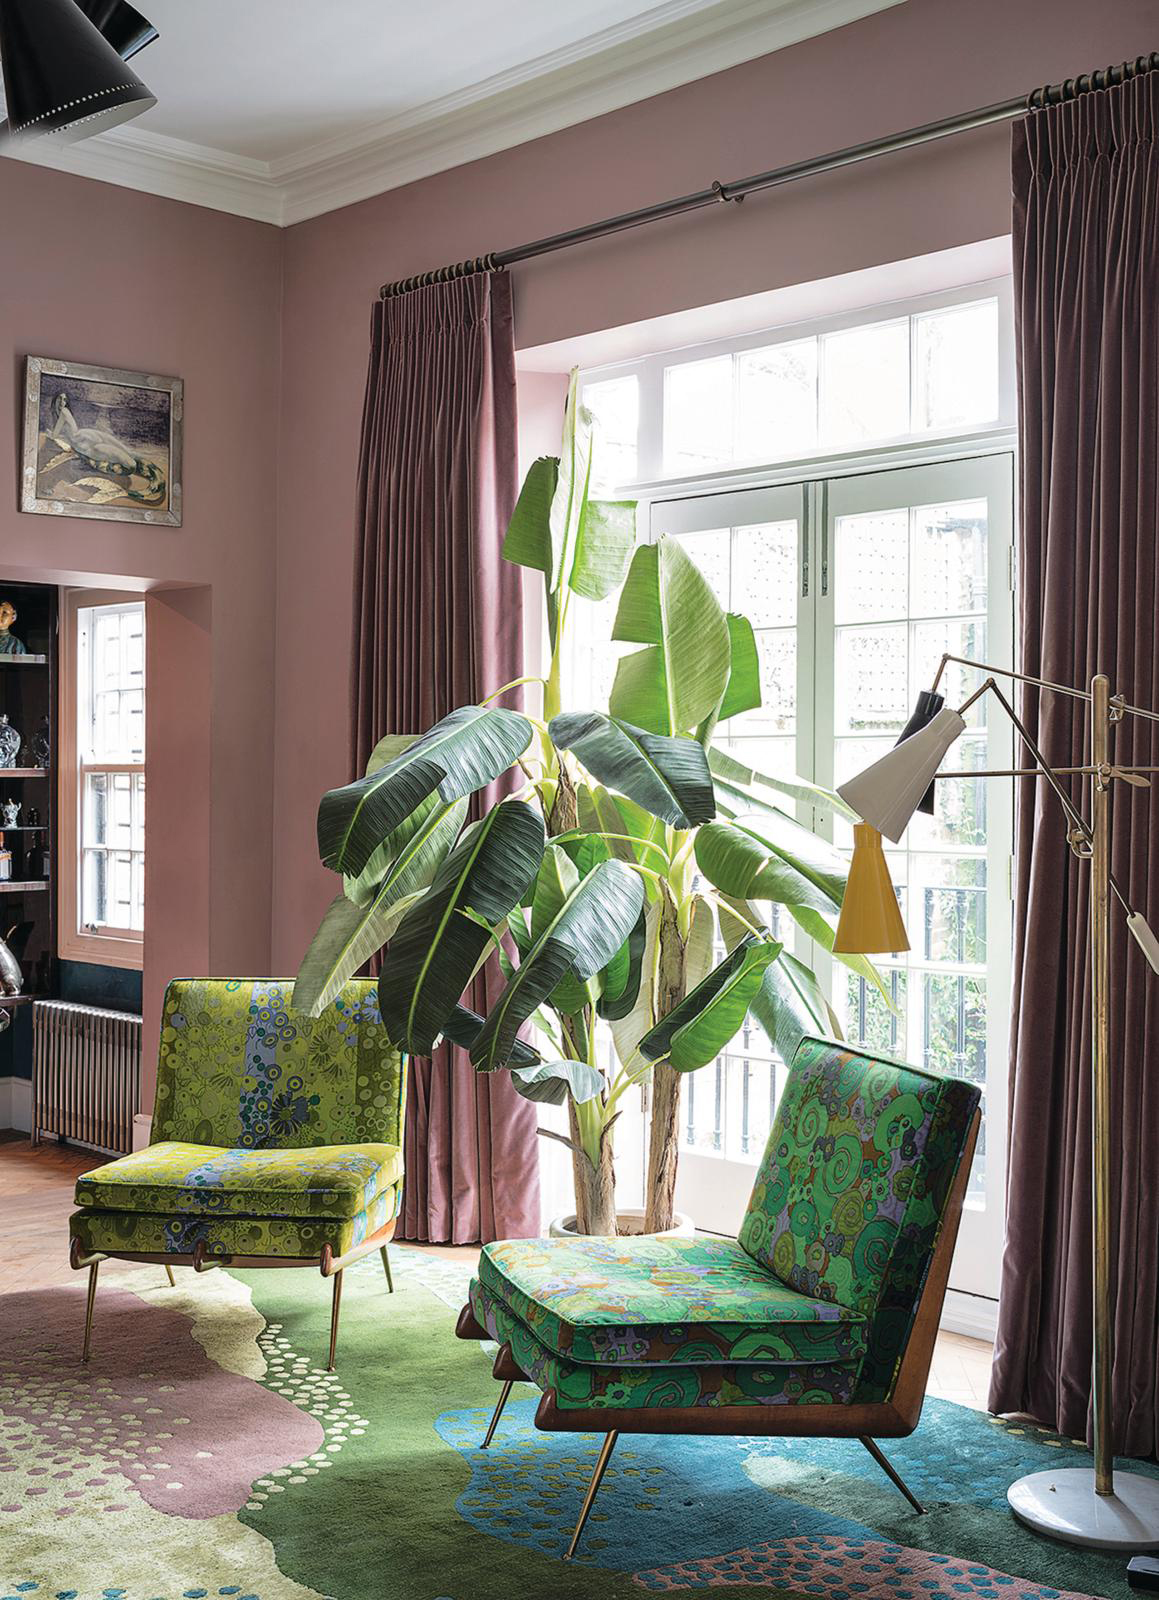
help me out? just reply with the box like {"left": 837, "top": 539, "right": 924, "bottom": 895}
{"left": 0, "top": 927, "right": 22, "bottom": 996}
{"left": 0, "top": 601, "right": 27, "bottom": 656}
{"left": 1, "top": 799, "right": 19, "bottom": 828}
{"left": 0, "top": 715, "right": 21, "bottom": 770}
{"left": 30, "top": 717, "right": 50, "bottom": 770}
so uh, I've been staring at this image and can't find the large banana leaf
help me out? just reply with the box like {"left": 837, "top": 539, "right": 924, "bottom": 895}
{"left": 683, "top": 896, "right": 717, "bottom": 993}
{"left": 717, "top": 614, "right": 761, "bottom": 722}
{"left": 609, "top": 899, "right": 660, "bottom": 1073}
{"left": 548, "top": 371, "right": 594, "bottom": 609}
{"left": 609, "top": 538, "right": 731, "bottom": 735}
{"left": 501, "top": 374, "right": 636, "bottom": 627}
{"left": 749, "top": 950, "right": 841, "bottom": 1069}
{"left": 530, "top": 844, "right": 591, "bottom": 1016}
{"left": 501, "top": 456, "right": 559, "bottom": 580}
{"left": 510, "top": 1059, "right": 605, "bottom": 1106}
{"left": 708, "top": 744, "right": 857, "bottom": 822}
{"left": 694, "top": 820, "right": 842, "bottom": 918}
{"left": 377, "top": 800, "right": 546, "bottom": 1053}
{"left": 570, "top": 499, "right": 637, "bottom": 601}
{"left": 550, "top": 711, "right": 715, "bottom": 828}
{"left": 293, "top": 797, "right": 468, "bottom": 1016}
{"left": 575, "top": 782, "right": 661, "bottom": 867}
{"left": 317, "top": 705, "right": 532, "bottom": 877}
{"left": 638, "top": 935, "right": 782, "bottom": 1072}
{"left": 470, "top": 859, "right": 645, "bottom": 1073}
{"left": 440, "top": 1003, "right": 540, "bottom": 1067}
{"left": 597, "top": 906, "right": 648, "bottom": 1021}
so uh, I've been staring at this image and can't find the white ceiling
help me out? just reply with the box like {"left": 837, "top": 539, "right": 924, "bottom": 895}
{"left": 3, "top": 0, "right": 905, "bottom": 225}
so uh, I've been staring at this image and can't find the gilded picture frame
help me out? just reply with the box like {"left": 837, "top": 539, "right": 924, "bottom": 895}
{"left": 21, "top": 356, "right": 183, "bottom": 527}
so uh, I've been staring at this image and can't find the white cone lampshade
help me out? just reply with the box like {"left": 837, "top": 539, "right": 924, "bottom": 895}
{"left": 838, "top": 706, "right": 966, "bottom": 843}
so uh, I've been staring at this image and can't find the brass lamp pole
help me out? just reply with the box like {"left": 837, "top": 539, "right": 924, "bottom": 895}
{"left": 837, "top": 654, "right": 1159, "bottom": 1551}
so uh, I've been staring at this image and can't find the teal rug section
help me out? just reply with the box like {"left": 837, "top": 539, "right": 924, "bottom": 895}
{"left": 2, "top": 1245, "right": 1154, "bottom": 1600}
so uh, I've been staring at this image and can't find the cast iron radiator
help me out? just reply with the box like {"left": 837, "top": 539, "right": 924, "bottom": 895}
{"left": 32, "top": 999, "right": 142, "bottom": 1155}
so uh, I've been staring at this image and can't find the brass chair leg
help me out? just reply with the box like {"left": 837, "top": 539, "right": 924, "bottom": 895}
{"left": 859, "top": 1435, "right": 925, "bottom": 1513}
{"left": 379, "top": 1243, "right": 393, "bottom": 1294}
{"left": 327, "top": 1269, "right": 344, "bottom": 1371}
{"left": 82, "top": 1261, "right": 100, "bottom": 1363}
{"left": 480, "top": 1379, "right": 514, "bottom": 1449}
{"left": 564, "top": 1430, "right": 619, "bottom": 1561}
{"left": 164, "top": 1264, "right": 176, "bottom": 1287}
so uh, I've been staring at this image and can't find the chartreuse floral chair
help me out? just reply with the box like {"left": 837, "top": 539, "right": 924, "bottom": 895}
{"left": 70, "top": 979, "right": 406, "bottom": 1370}
{"left": 456, "top": 1035, "right": 980, "bottom": 1559}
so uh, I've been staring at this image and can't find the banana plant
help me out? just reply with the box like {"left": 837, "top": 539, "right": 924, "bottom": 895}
{"left": 294, "top": 370, "right": 885, "bottom": 1235}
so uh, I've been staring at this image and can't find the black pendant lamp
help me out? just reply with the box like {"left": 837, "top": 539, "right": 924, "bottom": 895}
{"left": 0, "top": 0, "right": 157, "bottom": 143}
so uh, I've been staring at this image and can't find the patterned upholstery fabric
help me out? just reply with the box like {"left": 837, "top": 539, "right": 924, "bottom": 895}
{"left": 70, "top": 1185, "right": 401, "bottom": 1261}
{"left": 71, "top": 979, "right": 407, "bottom": 1265}
{"left": 479, "top": 1235, "right": 866, "bottom": 1366}
{"left": 463, "top": 1035, "right": 979, "bottom": 1414}
{"left": 75, "top": 1141, "right": 402, "bottom": 1219}
{"left": 152, "top": 979, "right": 405, "bottom": 1149}
{"left": 470, "top": 1280, "right": 858, "bottom": 1410}
{"left": 738, "top": 1037, "right": 980, "bottom": 1403}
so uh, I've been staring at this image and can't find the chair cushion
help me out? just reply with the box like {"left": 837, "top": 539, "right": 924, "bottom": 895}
{"left": 479, "top": 1234, "right": 866, "bottom": 1367}
{"left": 469, "top": 1279, "right": 859, "bottom": 1411}
{"left": 74, "top": 1141, "right": 402, "bottom": 1220}
{"left": 69, "top": 1183, "right": 401, "bottom": 1262}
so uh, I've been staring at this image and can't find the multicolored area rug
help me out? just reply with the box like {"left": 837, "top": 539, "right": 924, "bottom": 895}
{"left": 0, "top": 1247, "right": 1151, "bottom": 1600}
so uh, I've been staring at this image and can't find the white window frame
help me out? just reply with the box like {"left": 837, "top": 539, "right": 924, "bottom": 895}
{"left": 58, "top": 589, "right": 145, "bottom": 970}
{"left": 583, "top": 278, "right": 1015, "bottom": 498}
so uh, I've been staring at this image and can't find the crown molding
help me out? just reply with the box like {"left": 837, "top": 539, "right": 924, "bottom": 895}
{"left": 0, "top": 0, "right": 903, "bottom": 228}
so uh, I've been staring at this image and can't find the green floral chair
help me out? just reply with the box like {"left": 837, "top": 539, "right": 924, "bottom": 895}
{"left": 456, "top": 1035, "right": 980, "bottom": 1558}
{"left": 70, "top": 978, "right": 406, "bottom": 1370}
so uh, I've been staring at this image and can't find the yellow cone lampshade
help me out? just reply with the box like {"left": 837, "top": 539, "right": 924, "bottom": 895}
{"left": 833, "top": 824, "right": 910, "bottom": 955}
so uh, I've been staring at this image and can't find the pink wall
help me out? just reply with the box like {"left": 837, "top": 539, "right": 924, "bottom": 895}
{"left": 0, "top": 156, "right": 283, "bottom": 1091}
{"left": 2, "top": 0, "right": 1153, "bottom": 1074}
{"left": 272, "top": 0, "right": 1158, "bottom": 969}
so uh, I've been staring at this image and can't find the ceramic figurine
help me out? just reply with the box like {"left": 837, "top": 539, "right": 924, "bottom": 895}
{"left": 25, "top": 806, "right": 40, "bottom": 827}
{"left": 0, "top": 930, "right": 22, "bottom": 996}
{"left": 0, "top": 601, "right": 27, "bottom": 656}
{"left": 0, "top": 716, "right": 20, "bottom": 769}
{"left": 30, "top": 717, "right": 50, "bottom": 770}
{"left": 1, "top": 799, "right": 19, "bottom": 828}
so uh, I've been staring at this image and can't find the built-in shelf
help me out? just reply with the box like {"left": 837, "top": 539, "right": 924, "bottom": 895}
{"left": 0, "top": 655, "right": 47, "bottom": 666}
{"left": 0, "top": 769, "right": 46, "bottom": 778}
{"left": 0, "top": 825, "right": 48, "bottom": 831}
{"left": 0, "top": 880, "right": 48, "bottom": 892}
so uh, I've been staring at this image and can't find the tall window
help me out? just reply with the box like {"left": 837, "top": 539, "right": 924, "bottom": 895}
{"left": 571, "top": 279, "right": 1016, "bottom": 1301}
{"left": 60, "top": 595, "right": 145, "bottom": 967}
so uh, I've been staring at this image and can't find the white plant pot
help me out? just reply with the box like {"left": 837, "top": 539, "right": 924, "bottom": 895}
{"left": 547, "top": 1206, "right": 695, "bottom": 1240}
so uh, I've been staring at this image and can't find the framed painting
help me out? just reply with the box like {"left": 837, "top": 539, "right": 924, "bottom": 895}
{"left": 21, "top": 357, "right": 183, "bottom": 527}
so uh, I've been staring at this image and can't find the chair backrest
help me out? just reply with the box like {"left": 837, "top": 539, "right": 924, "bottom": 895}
{"left": 152, "top": 979, "right": 406, "bottom": 1152}
{"left": 738, "top": 1034, "right": 980, "bottom": 1403}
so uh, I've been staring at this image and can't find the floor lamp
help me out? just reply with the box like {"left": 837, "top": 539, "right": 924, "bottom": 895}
{"left": 833, "top": 653, "right": 1159, "bottom": 1552}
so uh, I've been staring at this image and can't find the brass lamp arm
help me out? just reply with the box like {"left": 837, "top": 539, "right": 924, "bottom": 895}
{"left": 932, "top": 651, "right": 1159, "bottom": 725}
{"left": 949, "top": 674, "right": 1137, "bottom": 919}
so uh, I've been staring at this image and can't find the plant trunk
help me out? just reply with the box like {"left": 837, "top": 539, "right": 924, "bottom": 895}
{"left": 643, "top": 886, "right": 686, "bottom": 1233}
{"left": 568, "top": 1098, "right": 617, "bottom": 1234}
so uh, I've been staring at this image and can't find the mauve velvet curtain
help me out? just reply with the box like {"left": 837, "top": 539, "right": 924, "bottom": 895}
{"left": 351, "top": 270, "right": 541, "bottom": 1244}
{"left": 989, "top": 71, "right": 1159, "bottom": 1453}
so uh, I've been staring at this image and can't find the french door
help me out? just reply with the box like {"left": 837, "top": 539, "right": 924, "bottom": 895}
{"left": 657, "top": 453, "right": 1014, "bottom": 1302}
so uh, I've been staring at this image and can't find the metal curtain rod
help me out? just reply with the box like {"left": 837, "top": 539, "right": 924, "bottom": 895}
{"left": 380, "top": 52, "right": 1159, "bottom": 298}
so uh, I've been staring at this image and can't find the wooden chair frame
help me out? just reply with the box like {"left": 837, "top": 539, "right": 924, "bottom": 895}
{"left": 71, "top": 1218, "right": 397, "bottom": 1371}
{"left": 457, "top": 1112, "right": 979, "bottom": 1559}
